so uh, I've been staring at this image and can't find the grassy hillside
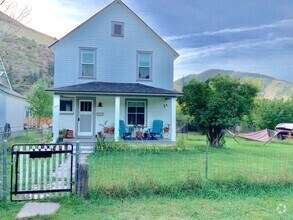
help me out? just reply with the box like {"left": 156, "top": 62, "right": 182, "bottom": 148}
{"left": 0, "top": 11, "right": 56, "bottom": 95}
{"left": 174, "top": 69, "right": 293, "bottom": 100}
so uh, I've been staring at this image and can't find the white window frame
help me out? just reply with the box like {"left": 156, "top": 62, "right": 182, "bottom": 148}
{"left": 60, "top": 98, "right": 74, "bottom": 114}
{"left": 79, "top": 47, "right": 97, "bottom": 79}
{"left": 137, "top": 51, "right": 152, "bottom": 81}
{"left": 111, "top": 21, "right": 124, "bottom": 37}
{"left": 126, "top": 100, "right": 147, "bottom": 126}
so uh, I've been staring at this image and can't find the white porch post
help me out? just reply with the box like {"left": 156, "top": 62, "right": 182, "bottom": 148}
{"left": 53, "top": 94, "right": 60, "bottom": 142}
{"left": 114, "top": 96, "right": 120, "bottom": 141}
{"left": 171, "top": 97, "right": 177, "bottom": 142}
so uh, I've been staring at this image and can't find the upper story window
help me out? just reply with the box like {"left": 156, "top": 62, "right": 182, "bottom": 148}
{"left": 137, "top": 51, "right": 152, "bottom": 80}
{"left": 111, "top": 21, "right": 124, "bottom": 37}
{"left": 80, "top": 48, "right": 96, "bottom": 78}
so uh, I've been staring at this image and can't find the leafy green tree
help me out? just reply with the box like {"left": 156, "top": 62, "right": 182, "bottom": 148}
{"left": 176, "top": 103, "right": 193, "bottom": 131}
{"left": 253, "top": 98, "right": 293, "bottom": 129}
{"left": 178, "top": 75, "right": 259, "bottom": 147}
{"left": 28, "top": 80, "right": 53, "bottom": 127}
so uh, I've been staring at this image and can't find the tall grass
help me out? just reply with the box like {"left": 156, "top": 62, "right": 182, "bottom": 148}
{"left": 88, "top": 133, "right": 293, "bottom": 198}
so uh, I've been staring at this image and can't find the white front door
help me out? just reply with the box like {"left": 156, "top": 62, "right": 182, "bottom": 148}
{"left": 78, "top": 100, "right": 93, "bottom": 136}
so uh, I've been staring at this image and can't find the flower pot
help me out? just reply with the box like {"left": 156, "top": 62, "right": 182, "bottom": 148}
{"left": 104, "top": 127, "right": 109, "bottom": 133}
{"left": 164, "top": 127, "right": 169, "bottom": 133}
{"left": 109, "top": 128, "right": 115, "bottom": 134}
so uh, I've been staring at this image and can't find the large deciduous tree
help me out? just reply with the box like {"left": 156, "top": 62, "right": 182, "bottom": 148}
{"left": 28, "top": 80, "right": 52, "bottom": 127}
{"left": 178, "top": 75, "right": 259, "bottom": 147}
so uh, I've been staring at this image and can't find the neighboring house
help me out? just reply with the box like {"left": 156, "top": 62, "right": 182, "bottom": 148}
{"left": 0, "top": 57, "right": 28, "bottom": 133}
{"left": 48, "top": 0, "right": 180, "bottom": 142}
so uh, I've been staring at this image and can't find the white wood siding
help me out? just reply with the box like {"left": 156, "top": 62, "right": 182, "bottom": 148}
{"left": 5, "top": 94, "right": 27, "bottom": 131}
{"left": 58, "top": 95, "right": 171, "bottom": 137}
{"left": 0, "top": 91, "right": 6, "bottom": 128}
{"left": 53, "top": 2, "right": 174, "bottom": 91}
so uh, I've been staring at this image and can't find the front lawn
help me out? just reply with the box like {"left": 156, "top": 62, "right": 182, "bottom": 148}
{"left": 0, "top": 133, "right": 292, "bottom": 219}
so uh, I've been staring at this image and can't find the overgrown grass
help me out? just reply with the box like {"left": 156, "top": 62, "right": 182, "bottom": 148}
{"left": 88, "top": 133, "right": 293, "bottom": 198}
{"left": 0, "top": 133, "right": 292, "bottom": 219}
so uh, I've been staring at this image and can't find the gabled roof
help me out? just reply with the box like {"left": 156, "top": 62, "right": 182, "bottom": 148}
{"left": 0, "top": 57, "right": 26, "bottom": 99}
{"left": 47, "top": 82, "right": 182, "bottom": 97}
{"left": 49, "top": 0, "right": 179, "bottom": 59}
{"left": 0, "top": 57, "right": 12, "bottom": 90}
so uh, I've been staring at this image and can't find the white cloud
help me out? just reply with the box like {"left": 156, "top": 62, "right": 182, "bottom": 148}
{"left": 174, "top": 37, "right": 293, "bottom": 80}
{"left": 164, "top": 19, "right": 293, "bottom": 41}
{"left": 0, "top": 0, "right": 103, "bottom": 38}
{"left": 176, "top": 37, "right": 293, "bottom": 62}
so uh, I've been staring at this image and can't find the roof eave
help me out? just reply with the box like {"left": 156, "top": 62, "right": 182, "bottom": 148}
{"left": 46, "top": 90, "right": 182, "bottom": 97}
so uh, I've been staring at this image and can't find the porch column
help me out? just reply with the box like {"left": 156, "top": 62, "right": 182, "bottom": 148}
{"left": 171, "top": 97, "right": 177, "bottom": 142}
{"left": 114, "top": 96, "right": 120, "bottom": 141}
{"left": 53, "top": 94, "right": 60, "bottom": 142}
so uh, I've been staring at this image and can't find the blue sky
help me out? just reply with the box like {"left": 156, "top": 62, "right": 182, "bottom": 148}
{"left": 13, "top": 0, "right": 293, "bottom": 81}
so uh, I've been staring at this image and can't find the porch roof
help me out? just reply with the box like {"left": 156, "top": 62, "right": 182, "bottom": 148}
{"left": 47, "top": 82, "right": 182, "bottom": 97}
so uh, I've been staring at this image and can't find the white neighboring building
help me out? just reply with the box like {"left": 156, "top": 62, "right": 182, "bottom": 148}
{"left": 48, "top": 0, "right": 180, "bottom": 142}
{"left": 0, "top": 57, "right": 28, "bottom": 133}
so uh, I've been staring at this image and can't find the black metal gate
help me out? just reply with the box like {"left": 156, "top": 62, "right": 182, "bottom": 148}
{"left": 11, "top": 143, "right": 73, "bottom": 201}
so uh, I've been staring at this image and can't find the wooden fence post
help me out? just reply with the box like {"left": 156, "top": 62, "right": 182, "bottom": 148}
{"left": 77, "top": 163, "right": 89, "bottom": 199}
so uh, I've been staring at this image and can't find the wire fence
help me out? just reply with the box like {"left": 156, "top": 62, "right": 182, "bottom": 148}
{"left": 88, "top": 133, "right": 293, "bottom": 197}
{"left": 0, "top": 138, "right": 3, "bottom": 200}
{"left": 0, "top": 128, "right": 53, "bottom": 201}
{"left": 1, "top": 130, "right": 292, "bottom": 200}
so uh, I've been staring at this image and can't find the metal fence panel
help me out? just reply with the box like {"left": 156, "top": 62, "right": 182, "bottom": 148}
{"left": 10, "top": 143, "right": 73, "bottom": 201}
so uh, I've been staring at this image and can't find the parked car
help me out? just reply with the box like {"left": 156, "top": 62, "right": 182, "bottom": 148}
{"left": 275, "top": 123, "right": 293, "bottom": 140}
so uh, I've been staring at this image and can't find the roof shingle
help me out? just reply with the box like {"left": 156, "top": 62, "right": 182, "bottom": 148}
{"left": 47, "top": 82, "right": 182, "bottom": 97}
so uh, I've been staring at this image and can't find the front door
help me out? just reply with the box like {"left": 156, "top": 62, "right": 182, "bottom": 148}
{"left": 78, "top": 100, "right": 93, "bottom": 136}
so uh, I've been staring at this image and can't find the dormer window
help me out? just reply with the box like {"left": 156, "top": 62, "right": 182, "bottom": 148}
{"left": 111, "top": 21, "right": 124, "bottom": 37}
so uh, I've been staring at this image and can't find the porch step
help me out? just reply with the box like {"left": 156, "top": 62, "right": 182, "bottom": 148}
{"left": 73, "top": 145, "right": 95, "bottom": 154}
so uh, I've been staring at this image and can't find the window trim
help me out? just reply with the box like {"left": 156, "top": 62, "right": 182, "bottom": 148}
{"left": 79, "top": 47, "right": 97, "bottom": 79}
{"left": 125, "top": 99, "right": 147, "bottom": 127}
{"left": 60, "top": 98, "right": 74, "bottom": 114}
{"left": 136, "top": 51, "right": 153, "bottom": 81}
{"left": 111, "top": 21, "right": 124, "bottom": 37}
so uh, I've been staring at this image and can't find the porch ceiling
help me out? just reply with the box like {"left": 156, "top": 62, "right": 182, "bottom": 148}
{"left": 47, "top": 82, "right": 182, "bottom": 97}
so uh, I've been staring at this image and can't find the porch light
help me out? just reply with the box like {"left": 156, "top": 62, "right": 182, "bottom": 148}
{"left": 98, "top": 102, "right": 103, "bottom": 107}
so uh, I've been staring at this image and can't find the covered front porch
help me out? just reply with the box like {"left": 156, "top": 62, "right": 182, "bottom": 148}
{"left": 49, "top": 82, "right": 181, "bottom": 145}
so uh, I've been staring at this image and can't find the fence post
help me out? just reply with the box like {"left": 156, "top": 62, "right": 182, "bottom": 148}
{"left": 205, "top": 138, "right": 209, "bottom": 182}
{"left": 26, "top": 128, "right": 28, "bottom": 144}
{"left": 77, "top": 163, "right": 89, "bottom": 199}
{"left": 3, "top": 139, "right": 7, "bottom": 201}
{"left": 75, "top": 141, "right": 80, "bottom": 193}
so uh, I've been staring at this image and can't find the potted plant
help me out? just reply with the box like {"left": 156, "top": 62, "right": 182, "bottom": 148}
{"left": 164, "top": 124, "right": 170, "bottom": 133}
{"left": 99, "top": 121, "right": 109, "bottom": 133}
{"left": 109, "top": 127, "right": 115, "bottom": 134}
{"left": 56, "top": 129, "right": 65, "bottom": 143}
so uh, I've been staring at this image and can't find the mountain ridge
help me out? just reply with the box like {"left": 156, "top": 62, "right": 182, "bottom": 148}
{"left": 0, "top": 11, "right": 56, "bottom": 95}
{"left": 174, "top": 69, "right": 293, "bottom": 100}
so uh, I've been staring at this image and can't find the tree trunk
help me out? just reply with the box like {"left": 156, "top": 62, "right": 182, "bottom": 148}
{"left": 207, "top": 127, "right": 223, "bottom": 147}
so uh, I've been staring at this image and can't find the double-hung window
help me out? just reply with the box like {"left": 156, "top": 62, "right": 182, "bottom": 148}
{"left": 80, "top": 48, "right": 96, "bottom": 78}
{"left": 60, "top": 99, "right": 73, "bottom": 113}
{"left": 127, "top": 100, "right": 146, "bottom": 126}
{"left": 137, "top": 51, "right": 152, "bottom": 80}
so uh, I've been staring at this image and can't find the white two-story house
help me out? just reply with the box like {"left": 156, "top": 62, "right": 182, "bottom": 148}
{"left": 48, "top": 0, "right": 180, "bottom": 142}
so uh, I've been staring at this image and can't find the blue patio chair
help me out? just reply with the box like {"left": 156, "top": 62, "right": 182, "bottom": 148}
{"left": 149, "top": 120, "right": 163, "bottom": 140}
{"left": 119, "top": 120, "right": 131, "bottom": 140}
